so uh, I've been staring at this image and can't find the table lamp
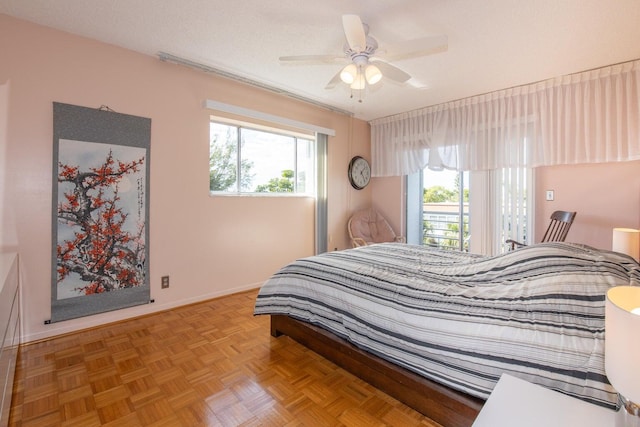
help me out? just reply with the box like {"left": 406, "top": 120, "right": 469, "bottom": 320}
{"left": 612, "top": 228, "right": 640, "bottom": 262}
{"left": 606, "top": 286, "right": 640, "bottom": 426}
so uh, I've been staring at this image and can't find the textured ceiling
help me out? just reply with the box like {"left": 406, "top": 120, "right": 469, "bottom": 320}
{"left": 2, "top": 0, "right": 640, "bottom": 121}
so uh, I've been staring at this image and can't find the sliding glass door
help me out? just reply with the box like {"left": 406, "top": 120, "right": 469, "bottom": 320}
{"left": 407, "top": 166, "right": 531, "bottom": 255}
{"left": 422, "top": 169, "right": 469, "bottom": 251}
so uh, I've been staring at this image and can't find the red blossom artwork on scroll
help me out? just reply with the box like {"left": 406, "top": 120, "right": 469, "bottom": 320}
{"left": 56, "top": 140, "right": 146, "bottom": 297}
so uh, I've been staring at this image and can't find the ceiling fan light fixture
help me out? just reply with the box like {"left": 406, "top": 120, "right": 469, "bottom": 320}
{"left": 350, "top": 73, "right": 366, "bottom": 90}
{"left": 365, "top": 64, "right": 382, "bottom": 85}
{"left": 340, "top": 64, "right": 357, "bottom": 84}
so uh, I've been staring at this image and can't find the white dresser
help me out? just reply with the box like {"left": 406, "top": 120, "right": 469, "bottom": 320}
{"left": 0, "top": 253, "right": 19, "bottom": 427}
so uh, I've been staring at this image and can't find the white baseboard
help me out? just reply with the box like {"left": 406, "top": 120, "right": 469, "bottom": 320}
{"left": 22, "top": 281, "right": 263, "bottom": 343}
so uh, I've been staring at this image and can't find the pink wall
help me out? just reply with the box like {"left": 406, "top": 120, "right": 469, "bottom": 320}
{"left": 371, "top": 176, "right": 405, "bottom": 237}
{"left": 0, "top": 15, "right": 371, "bottom": 342}
{"left": 536, "top": 161, "right": 640, "bottom": 249}
{"left": 329, "top": 117, "right": 372, "bottom": 250}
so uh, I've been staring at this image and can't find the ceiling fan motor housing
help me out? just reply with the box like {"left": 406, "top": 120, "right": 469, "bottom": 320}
{"left": 343, "top": 35, "right": 378, "bottom": 61}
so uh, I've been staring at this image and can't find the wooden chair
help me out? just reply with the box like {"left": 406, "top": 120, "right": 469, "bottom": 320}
{"left": 348, "top": 208, "right": 406, "bottom": 248}
{"left": 506, "top": 210, "right": 576, "bottom": 250}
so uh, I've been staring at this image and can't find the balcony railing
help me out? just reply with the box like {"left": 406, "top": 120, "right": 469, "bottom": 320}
{"left": 423, "top": 207, "right": 469, "bottom": 251}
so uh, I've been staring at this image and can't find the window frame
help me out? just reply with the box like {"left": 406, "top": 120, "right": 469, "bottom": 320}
{"left": 209, "top": 116, "right": 316, "bottom": 197}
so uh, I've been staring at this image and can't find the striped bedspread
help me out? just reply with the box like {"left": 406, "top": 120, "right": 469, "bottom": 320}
{"left": 254, "top": 242, "right": 640, "bottom": 409}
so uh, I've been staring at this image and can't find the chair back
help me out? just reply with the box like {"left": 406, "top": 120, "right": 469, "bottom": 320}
{"left": 348, "top": 208, "right": 401, "bottom": 247}
{"left": 541, "top": 210, "right": 577, "bottom": 243}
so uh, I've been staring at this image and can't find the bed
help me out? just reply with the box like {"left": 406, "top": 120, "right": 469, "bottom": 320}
{"left": 254, "top": 242, "right": 640, "bottom": 426}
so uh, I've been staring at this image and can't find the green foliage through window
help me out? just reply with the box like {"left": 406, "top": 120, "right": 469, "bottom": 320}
{"left": 422, "top": 170, "right": 470, "bottom": 252}
{"left": 209, "top": 130, "right": 254, "bottom": 192}
{"left": 255, "top": 169, "right": 294, "bottom": 193}
{"left": 209, "top": 120, "right": 315, "bottom": 195}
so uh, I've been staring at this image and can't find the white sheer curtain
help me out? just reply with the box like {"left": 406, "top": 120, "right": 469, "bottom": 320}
{"left": 371, "top": 60, "right": 640, "bottom": 176}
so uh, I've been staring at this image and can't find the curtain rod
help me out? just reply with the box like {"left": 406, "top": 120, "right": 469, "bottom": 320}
{"left": 157, "top": 52, "right": 354, "bottom": 118}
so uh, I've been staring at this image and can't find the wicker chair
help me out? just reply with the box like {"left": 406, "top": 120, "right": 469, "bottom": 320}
{"left": 348, "top": 208, "right": 406, "bottom": 248}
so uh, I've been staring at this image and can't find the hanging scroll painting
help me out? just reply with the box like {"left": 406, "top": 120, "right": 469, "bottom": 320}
{"left": 51, "top": 102, "right": 151, "bottom": 323}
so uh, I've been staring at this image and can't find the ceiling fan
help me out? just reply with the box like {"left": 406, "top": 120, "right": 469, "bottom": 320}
{"left": 279, "top": 14, "right": 448, "bottom": 93}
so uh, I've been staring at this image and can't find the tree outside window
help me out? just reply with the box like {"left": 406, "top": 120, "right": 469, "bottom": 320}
{"left": 423, "top": 170, "right": 469, "bottom": 251}
{"left": 209, "top": 120, "right": 314, "bottom": 195}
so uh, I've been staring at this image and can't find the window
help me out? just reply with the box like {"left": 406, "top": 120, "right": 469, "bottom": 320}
{"left": 209, "top": 119, "right": 315, "bottom": 195}
{"left": 422, "top": 169, "right": 469, "bottom": 251}
{"left": 409, "top": 166, "right": 532, "bottom": 255}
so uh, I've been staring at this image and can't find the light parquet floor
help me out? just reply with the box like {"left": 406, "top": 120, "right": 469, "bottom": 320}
{"left": 9, "top": 289, "right": 442, "bottom": 427}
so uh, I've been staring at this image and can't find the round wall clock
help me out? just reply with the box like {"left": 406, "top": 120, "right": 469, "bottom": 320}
{"left": 348, "top": 156, "right": 371, "bottom": 190}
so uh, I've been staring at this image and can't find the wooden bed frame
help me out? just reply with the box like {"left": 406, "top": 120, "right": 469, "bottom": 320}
{"left": 271, "top": 315, "right": 484, "bottom": 427}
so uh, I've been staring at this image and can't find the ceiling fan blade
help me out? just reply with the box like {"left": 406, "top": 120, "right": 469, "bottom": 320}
{"left": 380, "top": 34, "right": 448, "bottom": 61}
{"left": 342, "top": 14, "right": 366, "bottom": 51}
{"left": 325, "top": 70, "right": 343, "bottom": 90}
{"left": 279, "top": 54, "right": 345, "bottom": 64}
{"left": 372, "top": 61, "right": 412, "bottom": 83}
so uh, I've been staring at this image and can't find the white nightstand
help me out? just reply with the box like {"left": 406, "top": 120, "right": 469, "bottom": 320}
{"left": 472, "top": 373, "right": 615, "bottom": 427}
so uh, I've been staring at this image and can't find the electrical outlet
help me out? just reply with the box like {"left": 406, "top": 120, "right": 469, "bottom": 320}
{"left": 161, "top": 275, "right": 170, "bottom": 289}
